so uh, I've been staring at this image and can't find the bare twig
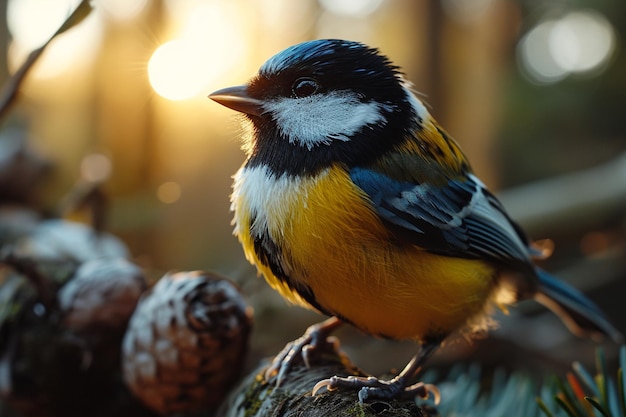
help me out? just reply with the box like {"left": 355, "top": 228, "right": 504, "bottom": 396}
{"left": 57, "top": 180, "right": 108, "bottom": 234}
{"left": 0, "top": 0, "right": 93, "bottom": 121}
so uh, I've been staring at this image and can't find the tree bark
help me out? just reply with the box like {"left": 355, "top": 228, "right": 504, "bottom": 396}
{"left": 216, "top": 349, "right": 435, "bottom": 417}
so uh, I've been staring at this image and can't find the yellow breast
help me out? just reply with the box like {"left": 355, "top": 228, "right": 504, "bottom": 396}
{"left": 232, "top": 164, "right": 498, "bottom": 341}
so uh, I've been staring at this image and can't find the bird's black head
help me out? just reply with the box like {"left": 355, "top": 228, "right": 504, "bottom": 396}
{"left": 251, "top": 39, "right": 407, "bottom": 109}
{"left": 210, "top": 39, "right": 422, "bottom": 176}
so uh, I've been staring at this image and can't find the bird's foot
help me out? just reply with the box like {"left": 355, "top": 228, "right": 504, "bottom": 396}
{"left": 312, "top": 374, "right": 440, "bottom": 404}
{"left": 264, "top": 317, "right": 343, "bottom": 386}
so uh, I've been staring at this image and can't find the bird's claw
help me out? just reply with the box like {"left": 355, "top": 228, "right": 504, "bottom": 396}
{"left": 264, "top": 318, "right": 342, "bottom": 386}
{"left": 404, "top": 382, "right": 440, "bottom": 405}
{"left": 311, "top": 375, "right": 440, "bottom": 404}
{"left": 311, "top": 375, "right": 377, "bottom": 396}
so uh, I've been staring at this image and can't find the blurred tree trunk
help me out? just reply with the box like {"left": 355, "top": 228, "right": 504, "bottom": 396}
{"left": 0, "top": 0, "right": 8, "bottom": 88}
{"left": 431, "top": 0, "right": 520, "bottom": 188}
{"left": 91, "top": 0, "right": 165, "bottom": 264}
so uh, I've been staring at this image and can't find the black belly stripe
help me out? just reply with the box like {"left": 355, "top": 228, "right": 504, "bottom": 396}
{"left": 252, "top": 226, "right": 401, "bottom": 336}
{"left": 252, "top": 225, "right": 289, "bottom": 282}
{"left": 251, "top": 220, "right": 330, "bottom": 316}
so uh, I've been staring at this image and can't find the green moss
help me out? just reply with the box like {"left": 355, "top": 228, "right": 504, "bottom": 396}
{"left": 242, "top": 372, "right": 273, "bottom": 417}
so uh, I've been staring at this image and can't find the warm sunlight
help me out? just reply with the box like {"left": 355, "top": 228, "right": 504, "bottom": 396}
{"left": 98, "top": 0, "right": 148, "bottom": 21}
{"left": 148, "top": 40, "right": 212, "bottom": 101}
{"left": 148, "top": 2, "right": 247, "bottom": 101}
{"left": 6, "top": 0, "right": 101, "bottom": 80}
{"left": 7, "top": 0, "right": 82, "bottom": 50}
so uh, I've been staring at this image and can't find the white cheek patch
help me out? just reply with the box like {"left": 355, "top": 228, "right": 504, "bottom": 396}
{"left": 263, "top": 91, "right": 394, "bottom": 150}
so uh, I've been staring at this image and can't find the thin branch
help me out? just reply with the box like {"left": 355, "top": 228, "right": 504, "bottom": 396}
{"left": 498, "top": 151, "right": 626, "bottom": 236}
{"left": 0, "top": 0, "right": 93, "bottom": 121}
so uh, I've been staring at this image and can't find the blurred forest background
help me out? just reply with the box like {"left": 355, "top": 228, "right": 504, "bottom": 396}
{"left": 1, "top": 0, "right": 625, "bottom": 391}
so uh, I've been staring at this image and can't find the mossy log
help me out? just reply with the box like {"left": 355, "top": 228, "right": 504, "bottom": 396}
{"left": 216, "top": 348, "right": 436, "bottom": 417}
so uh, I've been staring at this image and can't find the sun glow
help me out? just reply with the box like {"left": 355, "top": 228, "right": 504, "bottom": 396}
{"left": 148, "top": 2, "right": 247, "bottom": 101}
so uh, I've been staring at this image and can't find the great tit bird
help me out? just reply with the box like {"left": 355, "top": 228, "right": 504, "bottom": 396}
{"left": 209, "top": 39, "right": 621, "bottom": 402}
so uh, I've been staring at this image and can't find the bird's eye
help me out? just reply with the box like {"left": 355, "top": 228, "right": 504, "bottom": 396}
{"left": 292, "top": 78, "right": 319, "bottom": 98}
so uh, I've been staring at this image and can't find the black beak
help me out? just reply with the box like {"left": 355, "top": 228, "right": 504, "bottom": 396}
{"left": 208, "top": 85, "right": 263, "bottom": 117}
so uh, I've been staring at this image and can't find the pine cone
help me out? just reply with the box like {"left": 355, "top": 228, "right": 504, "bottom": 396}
{"left": 17, "top": 219, "right": 129, "bottom": 263}
{"left": 0, "top": 255, "right": 149, "bottom": 417}
{"left": 122, "top": 271, "right": 253, "bottom": 415}
{"left": 58, "top": 258, "right": 146, "bottom": 335}
{"left": 0, "top": 268, "right": 93, "bottom": 417}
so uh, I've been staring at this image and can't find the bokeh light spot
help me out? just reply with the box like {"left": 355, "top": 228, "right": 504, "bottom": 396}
{"left": 580, "top": 231, "right": 612, "bottom": 257}
{"left": 517, "top": 9, "right": 616, "bottom": 84}
{"left": 318, "top": 0, "right": 384, "bottom": 18}
{"left": 549, "top": 10, "right": 615, "bottom": 74}
{"left": 518, "top": 20, "right": 567, "bottom": 84}
{"left": 81, "top": 153, "right": 112, "bottom": 183}
{"left": 157, "top": 181, "right": 182, "bottom": 204}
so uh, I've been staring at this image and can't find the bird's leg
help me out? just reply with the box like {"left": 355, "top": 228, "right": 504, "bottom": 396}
{"left": 265, "top": 316, "right": 344, "bottom": 386}
{"left": 312, "top": 341, "right": 441, "bottom": 403}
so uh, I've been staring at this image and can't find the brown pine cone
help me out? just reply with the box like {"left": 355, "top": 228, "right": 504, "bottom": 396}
{"left": 122, "top": 271, "right": 253, "bottom": 415}
{"left": 58, "top": 258, "right": 146, "bottom": 335}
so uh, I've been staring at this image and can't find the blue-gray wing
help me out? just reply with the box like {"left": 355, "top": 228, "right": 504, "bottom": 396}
{"left": 350, "top": 167, "right": 533, "bottom": 268}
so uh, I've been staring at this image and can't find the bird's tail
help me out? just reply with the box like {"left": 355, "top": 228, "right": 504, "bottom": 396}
{"left": 534, "top": 268, "right": 622, "bottom": 343}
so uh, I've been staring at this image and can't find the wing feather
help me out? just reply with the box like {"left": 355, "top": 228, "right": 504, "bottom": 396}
{"left": 350, "top": 166, "right": 533, "bottom": 270}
